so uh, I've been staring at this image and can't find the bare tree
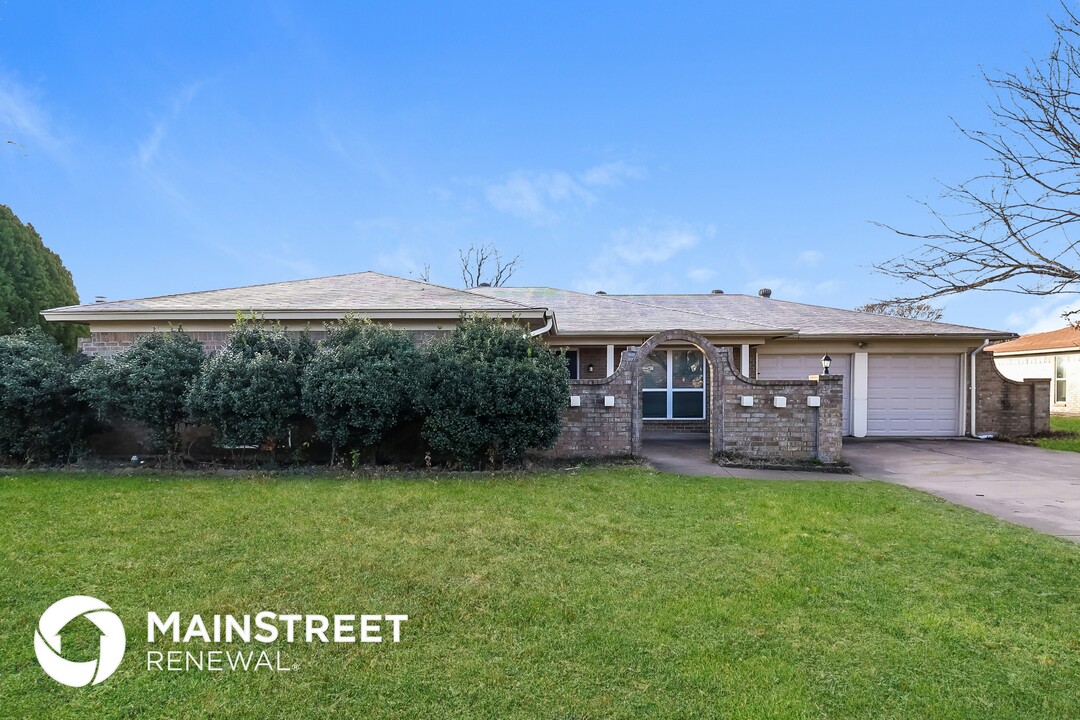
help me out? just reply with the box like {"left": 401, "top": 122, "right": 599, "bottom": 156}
{"left": 855, "top": 300, "right": 944, "bottom": 322}
{"left": 459, "top": 243, "right": 521, "bottom": 288}
{"left": 875, "top": 3, "right": 1080, "bottom": 326}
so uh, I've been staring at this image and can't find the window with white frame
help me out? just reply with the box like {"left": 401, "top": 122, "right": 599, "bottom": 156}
{"left": 642, "top": 348, "right": 706, "bottom": 419}
{"left": 1056, "top": 356, "right": 1067, "bottom": 403}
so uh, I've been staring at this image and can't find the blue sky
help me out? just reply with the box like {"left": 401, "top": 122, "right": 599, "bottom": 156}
{"left": 1, "top": 1, "right": 1074, "bottom": 332}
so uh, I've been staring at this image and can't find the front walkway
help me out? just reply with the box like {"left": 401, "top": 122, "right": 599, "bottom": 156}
{"left": 642, "top": 434, "right": 860, "bottom": 481}
{"left": 844, "top": 439, "right": 1080, "bottom": 542}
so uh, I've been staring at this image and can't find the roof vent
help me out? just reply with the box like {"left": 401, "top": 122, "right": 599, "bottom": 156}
{"left": 758, "top": 288, "right": 772, "bottom": 298}
{"left": 477, "top": 282, "right": 492, "bottom": 288}
{"left": 595, "top": 290, "right": 607, "bottom": 295}
{"left": 711, "top": 289, "right": 724, "bottom": 294}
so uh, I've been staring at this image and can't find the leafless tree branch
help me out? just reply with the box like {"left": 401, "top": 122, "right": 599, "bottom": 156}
{"left": 876, "top": 2, "right": 1080, "bottom": 328}
{"left": 459, "top": 243, "right": 521, "bottom": 288}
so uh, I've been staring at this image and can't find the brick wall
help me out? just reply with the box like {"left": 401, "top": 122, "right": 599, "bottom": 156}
{"left": 720, "top": 372, "right": 843, "bottom": 463}
{"left": 550, "top": 329, "right": 843, "bottom": 463}
{"left": 548, "top": 355, "right": 635, "bottom": 457}
{"left": 975, "top": 349, "right": 1051, "bottom": 436}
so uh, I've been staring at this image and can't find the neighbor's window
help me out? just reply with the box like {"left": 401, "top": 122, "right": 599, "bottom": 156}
{"left": 1056, "top": 356, "right": 1067, "bottom": 404}
{"left": 642, "top": 349, "right": 706, "bottom": 419}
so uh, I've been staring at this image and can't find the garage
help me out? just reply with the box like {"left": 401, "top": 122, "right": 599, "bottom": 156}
{"left": 866, "top": 354, "right": 960, "bottom": 436}
{"left": 757, "top": 354, "right": 851, "bottom": 435}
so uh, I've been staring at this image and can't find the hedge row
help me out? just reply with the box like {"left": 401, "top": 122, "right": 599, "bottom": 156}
{"left": 0, "top": 315, "right": 570, "bottom": 467}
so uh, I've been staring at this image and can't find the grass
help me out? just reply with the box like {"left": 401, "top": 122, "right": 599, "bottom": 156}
{"left": 2, "top": 468, "right": 1079, "bottom": 719}
{"left": 1037, "top": 416, "right": 1080, "bottom": 452}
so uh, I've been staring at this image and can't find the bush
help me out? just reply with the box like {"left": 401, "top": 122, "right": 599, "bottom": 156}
{"left": 301, "top": 317, "right": 418, "bottom": 463}
{"left": 75, "top": 330, "right": 205, "bottom": 455}
{"left": 0, "top": 328, "right": 88, "bottom": 462}
{"left": 186, "top": 317, "right": 306, "bottom": 450}
{"left": 419, "top": 315, "right": 569, "bottom": 467}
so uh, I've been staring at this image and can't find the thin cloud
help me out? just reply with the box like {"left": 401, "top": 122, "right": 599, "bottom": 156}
{"left": 574, "top": 221, "right": 707, "bottom": 293}
{"left": 797, "top": 250, "right": 824, "bottom": 267}
{"left": 611, "top": 224, "right": 700, "bottom": 265}
{"left": 135, "top": 82, "right": 201, "bottom": 167}
{"left": 1005, "top": 295, "right": 1080, "bottom": 334}
{"left": 485, "top": 161, "right": 646, "bottom": 224}
{"left": 485, "top": 170, "right": 594, "bottom": 223}
{"left": 580, "top": 160, "right": 646, "bottom": 187}
{"left": 0, "top": 73, "right": 68, "bottom": 161}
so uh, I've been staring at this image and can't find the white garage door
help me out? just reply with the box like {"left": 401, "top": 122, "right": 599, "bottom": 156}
{"left": 867, "top": 355, "right": 960, "bottom": 436}
{"left": 757, "top": 354, "right": 851, "bottom": 435}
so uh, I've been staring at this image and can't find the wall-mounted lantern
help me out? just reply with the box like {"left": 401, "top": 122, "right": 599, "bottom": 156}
{"left": 821, "top": 354, "right": 832, "bottom": 375}
{"left": 587, "top": 363, "right": 595, "bottom": 373}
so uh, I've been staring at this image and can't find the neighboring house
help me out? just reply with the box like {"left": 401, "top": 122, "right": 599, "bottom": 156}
{"left": 988, "top": 326, "right": 1080, "bottom": 416}
{"left": 42, "top": 271, "right": 1047, "bottom": 452}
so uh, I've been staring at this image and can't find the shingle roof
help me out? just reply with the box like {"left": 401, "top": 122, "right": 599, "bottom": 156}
{"left": 45, "top": 271, "right": 540, "bottom": 316}
{"left": 986, "top": 326, "right": 1080, "bottom": 354}
{"left": 469, "top": 287, "right": 1011, "bottom": 338}
{"left": 613, "top": 293, "right": 1013, "bottom": 338}
{"left": 466, "top": 287, "right": 791, "bottom": 336}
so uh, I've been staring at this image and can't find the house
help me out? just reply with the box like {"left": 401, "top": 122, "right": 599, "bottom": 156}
{"left": 988, "top": 326, "right": 1080, "bottom": 416}
{"left": 42, "top": 271, "right": 1050, "bottom": 459}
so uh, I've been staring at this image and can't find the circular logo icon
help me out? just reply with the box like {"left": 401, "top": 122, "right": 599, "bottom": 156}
{"left": 34, "top": 596, "right": 126, "bottom": 687}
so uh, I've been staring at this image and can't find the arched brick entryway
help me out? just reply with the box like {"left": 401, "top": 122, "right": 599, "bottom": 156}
{"left": 630, "top": 329, "right": 734, "bottom": 456}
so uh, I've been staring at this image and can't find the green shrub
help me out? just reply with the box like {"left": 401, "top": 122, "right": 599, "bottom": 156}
{"left": 186, "top": 317, "right": 306, "bottom": 449}
{"left": 0, "top": 328, "right": 88, "bottom": 462}
{"left": 75, "top": 330, "right": 205, "bottom": 455}
{"left": 419, "top": 315, "right": 568, "bottom": 467}
{"left": 301, "top": 316, "right": 418, "bottom": 463}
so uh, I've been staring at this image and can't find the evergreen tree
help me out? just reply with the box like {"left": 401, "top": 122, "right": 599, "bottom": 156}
{"left": 0, "top": 205, "right": 85, "bottom": 351}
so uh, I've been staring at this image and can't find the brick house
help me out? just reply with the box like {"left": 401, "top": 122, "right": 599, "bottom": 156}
{"left": 988, "top": 326, "right": 1080, "bottom": 417}
{"left": 43, "top": 271, "right": 1049, "bottom": 459}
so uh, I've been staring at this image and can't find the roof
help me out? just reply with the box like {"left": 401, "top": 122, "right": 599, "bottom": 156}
{"left": 470, "top": 287, "right": 1013, "bottom": 339}
{"left": 43, "top": 270, "right": 1016, "bottom": 340}
{"left": 42, "top": 271, "right": 548, "bottom": 323}
{"left": 612, "top": 293, "right": 1013, "bottom": 338}
{"left": 985, "top": 326, "right": 1080, "bottom": 355}
{"left": 465, "top": 286, "right": 791, "bottom": 336}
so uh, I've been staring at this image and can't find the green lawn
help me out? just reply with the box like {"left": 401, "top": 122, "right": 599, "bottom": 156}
{"left": 2, "top": 469, "right": 1079, "bottom": 719}
{"left": 1038, "top": 416, "right": 1080, "bottom": 452}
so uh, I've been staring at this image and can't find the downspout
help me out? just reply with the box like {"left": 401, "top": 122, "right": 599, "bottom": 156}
{"left": 969, "top": 339, "right": 990, "bottom": 437}
{"left": 527, "top": 312, "right": 554, "bottom": 338}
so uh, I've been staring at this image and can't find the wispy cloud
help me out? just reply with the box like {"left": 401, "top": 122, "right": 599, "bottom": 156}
{"left": 610, "top": 223, "right": 706, "bottom": 264}
{"left": 484, "top": 161, "right": 646, "bottom": 224}
{"left": 136, "top": 82, "right": 201, "bottom": 167}
{"left": 0, "top": 73, "right": 67, "bottom": 160}
{"left": 580, "top": 160, "right": 646, "bottom": 187}
{"left": 797, "top": 250, "right": 824, "bottom": 267}
{"left": 574, "top": 221, "right": 708, "bottom": 294}
{"left": 688, "top": 267, "right": 717, "bottom": 282}
{"left": 1005, "top": 295, "right": 1080, "bottom": 333}
{"left": 485, "top": 170, "right": 594, "bottom": 223}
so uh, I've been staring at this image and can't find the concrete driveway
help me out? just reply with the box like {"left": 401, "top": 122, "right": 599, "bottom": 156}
{"left": 844, "top": 439, "right": 1080, "bottom": 542}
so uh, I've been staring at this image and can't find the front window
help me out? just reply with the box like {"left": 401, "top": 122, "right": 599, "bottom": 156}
{"left": 1056, "top": 356, "right": 1067, "bottom": 403}
{"left": 642, "top": 348, "right": 706, "bottom": 419}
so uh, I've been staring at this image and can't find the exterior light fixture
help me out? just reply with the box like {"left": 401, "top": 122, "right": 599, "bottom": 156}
{"left": 587, "top": 363, "right": 595, "bottom": 373}
{"left": 821, "top": 354, "right": 832, "bottom": 374}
